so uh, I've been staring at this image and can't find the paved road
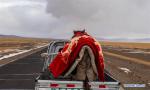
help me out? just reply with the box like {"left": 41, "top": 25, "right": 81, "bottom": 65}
{"left": 0, "top": 45, "right": 149, "bottom": 90}
{"left": 0, "top": 48, "right": 46, "bottom": 89}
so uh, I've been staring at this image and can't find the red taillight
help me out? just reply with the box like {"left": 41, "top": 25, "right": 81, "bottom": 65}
{"left": 99, "top": 85, "right": 106, "bottom": 88}
{"left": 50, "top": 84, "right": 59, "bottom": 87}
{"left": 66, "top": 84, "right": 75, "bottom": 87}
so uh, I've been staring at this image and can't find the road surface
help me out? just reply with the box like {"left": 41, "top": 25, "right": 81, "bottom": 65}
{"left": 0, "top": 48, "right": 46, "bottom": 89}
{"left": 0, "top": 45, "right": 149, "bottom": 90}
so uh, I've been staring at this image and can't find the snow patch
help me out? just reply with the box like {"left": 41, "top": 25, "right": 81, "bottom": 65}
{"left": 127, "top": 50, "right": 150, "bottom": 54}
{"left": 35, "top": 45, "right": 48, "bottom": 48}
{"left": 0, "top": 44, "right": 48, "bottom": 61}
{"left": 128, "top": 50, "right": 143, "bottom": 53}
{"left": 119, "top": 67, "right": 131, "bottom": 74}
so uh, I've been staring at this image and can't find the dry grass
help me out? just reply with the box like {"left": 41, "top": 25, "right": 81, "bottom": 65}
{"left": 0, "top": 37, "right": 50, "bottom": 50}
{"left": 100, "top": 41, "right": 150, "bottom": 49}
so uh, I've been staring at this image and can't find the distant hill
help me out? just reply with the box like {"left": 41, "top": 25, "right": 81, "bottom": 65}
{"left": 95, "top": 37, "right": 150, "bottom": 42}
{"left": 0, "top": 34, "right": 23, "bottom": 38}
{"left": 0, "top": 34, "right": 51, "bottom": 41}
{"left": 0, "top": 34, "right": 149, "bottom": 42}
{"left": 132, "top": 38, "right": 150, "bottom": 42}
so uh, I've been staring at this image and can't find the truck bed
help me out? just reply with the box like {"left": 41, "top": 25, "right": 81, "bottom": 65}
{"left": 35, "top": 70, "right": 120, "bottom": 90}
{"left": 35, "top": 41, "right": 120, "bottom": 90}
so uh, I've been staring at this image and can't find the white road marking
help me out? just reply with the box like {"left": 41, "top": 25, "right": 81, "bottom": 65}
{"left": 0, "top": 50, "right": 31, "bottom": 60}
{"left": 0, "top": 74, "right": 40, "bottom": 75}
{"left": 0, "top": 79, "right": 32, "bottom": 80}
{"left": 0, "top": 44, "right": 48, "bottom": 61}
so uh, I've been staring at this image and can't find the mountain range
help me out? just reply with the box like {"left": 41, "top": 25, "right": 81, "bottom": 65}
{"left": 0, "top": 34, "right": 150, "bottom": 42}
{"left": 96, "top": 37, "right": 150, "bottom": 42}
{"left": 0, "top": 34, "right": 22, "bottom": 38}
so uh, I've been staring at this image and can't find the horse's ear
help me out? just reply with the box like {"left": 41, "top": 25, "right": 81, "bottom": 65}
{"left": 74, "top": 29, "right": 85, "bottom": 34}
{"left": 82, "top": 29, "right": 85, "bottom": 33}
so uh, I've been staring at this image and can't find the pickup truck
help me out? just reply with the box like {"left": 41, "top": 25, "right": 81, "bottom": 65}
{"left": 35, "top": 40, "right": 121, "bottom": 90}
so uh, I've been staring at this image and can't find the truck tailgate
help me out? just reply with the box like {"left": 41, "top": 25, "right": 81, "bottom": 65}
{"left": 35, "top": 80, "right": 120, "bottom": 90}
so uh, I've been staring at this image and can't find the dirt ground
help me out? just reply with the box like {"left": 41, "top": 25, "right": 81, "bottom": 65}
{"left": 101, "top": 42, "right": 150, "bottom": 90}
{"left": 0, "top": 37, "right": 49, "bottom": 57}
{"left": 100, "top": 41, "right": 150, "bottom": 49}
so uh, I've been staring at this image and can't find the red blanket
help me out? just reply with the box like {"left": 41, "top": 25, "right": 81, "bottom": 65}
{"left": 49, "top": 31, "right": 105, "bottom": 81}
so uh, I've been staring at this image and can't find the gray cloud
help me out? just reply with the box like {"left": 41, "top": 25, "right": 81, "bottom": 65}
{"left": 0, "top": 0, "right": 150, "bottom": 39}
{"left": 47, "top": 0, "right": 100, "bottom": 20}
{"left": 47, "top": 0, "right": 150, "bottom": 39}
{"left": 0, "top": 0, "right": 58, "bottom": 37}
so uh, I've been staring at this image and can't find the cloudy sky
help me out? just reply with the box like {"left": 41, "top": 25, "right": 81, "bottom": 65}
{"left": 0, "top": 0, "right": 150, "bottom": 39}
